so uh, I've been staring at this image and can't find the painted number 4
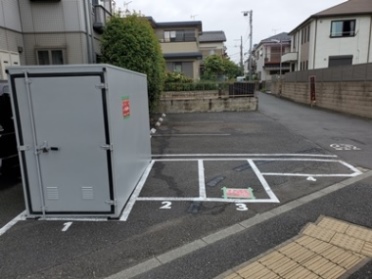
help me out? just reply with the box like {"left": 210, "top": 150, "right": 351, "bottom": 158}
{"left": 160, "top": 201, "right": 172, "bottom": 209}
{"left": 236, "top": 203, "right": 248, "bottom": 211}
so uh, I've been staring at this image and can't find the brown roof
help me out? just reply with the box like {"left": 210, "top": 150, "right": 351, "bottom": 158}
{"left": 289, "top": 0, "right": 372, "bottom": 34}
{"left": 315, "top": 0, "right": 372, "bottom": 17}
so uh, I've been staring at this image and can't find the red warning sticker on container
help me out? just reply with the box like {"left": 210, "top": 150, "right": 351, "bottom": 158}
{"left": 122, "top": 97, "right": 130, "bottom": 118}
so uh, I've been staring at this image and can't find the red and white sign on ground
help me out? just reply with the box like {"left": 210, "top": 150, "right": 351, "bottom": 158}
{"left": 222, "top": 187, "right": 255, "bottom": 199}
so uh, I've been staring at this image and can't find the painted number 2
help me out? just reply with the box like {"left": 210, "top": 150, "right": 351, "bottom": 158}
{"left": 236, "top": 203, "right": 248, "bottom": 211}
{"left": 160, "top": 201, "right": 172, "bottom": 209}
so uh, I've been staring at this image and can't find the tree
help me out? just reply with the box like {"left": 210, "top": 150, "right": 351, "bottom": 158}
{"left": 101, "top": 15, "right": 165, "bottom": 111}
{"left": 223, "top": 59, "right": 243, "bottom": 80}
{"left": 202, "top": 55, "right": 242, "bottom": 81}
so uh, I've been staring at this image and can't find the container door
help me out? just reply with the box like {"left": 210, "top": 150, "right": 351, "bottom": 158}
{"left": 29, "top": 75, "right": 113, "bottom": 213}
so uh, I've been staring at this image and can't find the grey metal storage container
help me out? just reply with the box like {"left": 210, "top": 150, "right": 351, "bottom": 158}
{"left": 7, "top": 64, "right": 151, "bottom": 218}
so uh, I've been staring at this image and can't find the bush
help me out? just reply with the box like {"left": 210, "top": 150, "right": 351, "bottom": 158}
{"left": 101, "top": 15, "right": 165, "bottom": 111}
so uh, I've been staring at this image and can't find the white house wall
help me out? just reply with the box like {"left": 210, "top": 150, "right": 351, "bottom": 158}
{"left": 313, "top": 16, "right": 372, "bottom": 68}
{"left": 19, "top": 0, "right": 86, "bottom": 33}
{"left": 19, "top": 0, "right": 90, "bottom": 65}
{"left": 0, "top": 0, "right": 24, "bottom": 76}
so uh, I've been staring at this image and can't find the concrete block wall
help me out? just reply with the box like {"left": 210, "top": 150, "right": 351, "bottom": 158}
{"left": 272, "top": 81, "right": 372, "bottom": 118}
{"left": 156, "top": 97, "right": 258, "bottom": 113}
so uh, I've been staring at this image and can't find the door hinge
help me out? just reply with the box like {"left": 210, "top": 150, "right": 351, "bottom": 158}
{"left": 96, "top": 83, "right": 108, "bottom": 90}
{"left": 100, "top": 144, "right": 113, "bottom": 151}
{"left": 19, "top": 145, "right": 31, "bottom": 151}
{"left": 105, "top": 200, "right": 117, "bottom": 206}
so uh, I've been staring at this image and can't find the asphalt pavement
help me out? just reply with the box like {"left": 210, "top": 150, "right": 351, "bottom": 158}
{"left": 0, "top": 92, "right": 371, "bottom": 279}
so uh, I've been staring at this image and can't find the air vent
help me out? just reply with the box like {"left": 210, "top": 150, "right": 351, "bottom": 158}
{"left": 30, "top": 0, "right": 61, "bottom": 2}
{"left": 82, "top": 187, "right": 94, "bottom": 200}
{"left": 46, "top": 187, "right": 59, "bottom": 200}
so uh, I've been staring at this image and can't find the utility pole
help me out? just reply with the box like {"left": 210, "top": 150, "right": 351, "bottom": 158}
{"left": 243, "top": 10, "right": 253, "bottom": 80}
{"left": 240, "top": 36, "right": 243, "bottom": 73}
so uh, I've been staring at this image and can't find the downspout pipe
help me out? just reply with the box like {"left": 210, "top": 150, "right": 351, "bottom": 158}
{"left": 367, "top": 15, "right": 372, "bottom": 64}
{"left": 83, "top": 0, "right": 92, "bottom": 63}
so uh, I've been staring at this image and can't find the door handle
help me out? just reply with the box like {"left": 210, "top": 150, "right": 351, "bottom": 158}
{"left": 50, "top": 147, "right": 59, "bottom": 151}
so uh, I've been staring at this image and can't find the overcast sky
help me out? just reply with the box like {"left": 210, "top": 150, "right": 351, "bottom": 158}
{"left": 115, "top": 0, "right": 347, "bottom": 63}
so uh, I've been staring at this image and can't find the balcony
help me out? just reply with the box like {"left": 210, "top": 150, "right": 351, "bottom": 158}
{"left": 282, "top": 52, "right": 298, "bottom": 62}
{"left": 93, "top": 5, "right": 112, "bottom": 34}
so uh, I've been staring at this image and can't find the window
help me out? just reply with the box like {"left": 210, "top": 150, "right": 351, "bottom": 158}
{"left": 301, "top": 25, "right": 310, "bottom": 44}
{"left": 174, "top": 62, "right": 182, "bottom": 73}
{"left": 164, "top": 30, "right": 196, "bottom": 42}
{"left": 328, "top": 55, "right": 353, "bottom": 67}
{"left": 330, "top": 20, "right": 356, "bottom": 37}
{"left": 37, "top": 50, "right": 64, "bottom": 65}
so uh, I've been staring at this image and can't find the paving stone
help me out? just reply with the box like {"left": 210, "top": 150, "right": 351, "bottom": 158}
{"left": 361, "top": 242, "right": 372, "bottom": 257}
{"left": 298, "top": 237, "right": 333, "bottom": 254}
{"left": 278, "top": 243, "right": 316, "bottom": 264}
{"left": 225, "top": 273, "right": 243, "bottom": 279}
{"left": 330, "top": 232, "right": 365, "bottom": 253}
{"left": 258, "top": 251, "right": 284, "bottom": 266}
{"left": 317, "top": 216, "right": 350, "bottom": 233}
{"left": 283, "top": 265, "right": 320, "bottom": 279}
{"left": 320, "top": 265, "right": 346, "bottom": 279}
{"left": 302, "top": 223, "right": 336, "bottom": 242}
{"left": 320, "top": 246, "right": 365, "bottom": 269}
{"left": 301, "top": 255, "right": 339, "bottom": 277}
{"left": 346, "top": 225, "right": 372, "bottom": 243}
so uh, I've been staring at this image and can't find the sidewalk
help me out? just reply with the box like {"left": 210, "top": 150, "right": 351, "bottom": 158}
{"left": 107, "top": 172, "right": 372, "bottom": 279}
{"left": 217, "top": 216, "right": 372, "bottom": 279}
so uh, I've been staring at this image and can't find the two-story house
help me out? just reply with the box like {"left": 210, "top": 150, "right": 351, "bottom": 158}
{"left": 284, "top": 0, "right": 372, "bottom": 71}
{"left": 148, "top": 18, "right": 203, "bottom": 80}
{"left": 253, "top": 33, "right": 291, "bottom": 82}
{"left": 0, "top": 0, "right": 112, "bottom": 79}
{"left": 148, "top": 18, "right": 226, "bottom": 80}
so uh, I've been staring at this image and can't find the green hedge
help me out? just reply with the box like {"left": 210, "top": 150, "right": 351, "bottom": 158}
{"left": 164, "top": 82, "right": 229, "bottom": 92}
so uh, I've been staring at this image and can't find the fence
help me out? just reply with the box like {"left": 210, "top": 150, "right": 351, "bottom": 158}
{"left": 271, "top": 63, "right": 372, "bottom": 118}
{"left": 284, "top": 63, "right": 372, "bottom": 82}
{"left": 228, "top": 82, "right": 256, "bottom": 97}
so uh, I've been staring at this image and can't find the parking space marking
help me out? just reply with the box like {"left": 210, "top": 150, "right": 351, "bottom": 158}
{"left": 247, "top": 159, "right": 280, "bottom": 203}
{"left": 120, "top": 160, "right": 155, "bottom": 221}
{"left": 152, "top": 153, "right": 338, "bottom": 158}
{"left": 198, "top": 160, "right": 206, "bottom": 199}
{"left": 136, "top": 197, "right": 277, "bottom": 203}
{"left": 0, "top": 210, "right": 26, "bottom": 237}
{"left": 256, "top": 158, "right": 362, "bottom": 178}
{"left": 120, "top": 156, "right": 362, "bottom": 221}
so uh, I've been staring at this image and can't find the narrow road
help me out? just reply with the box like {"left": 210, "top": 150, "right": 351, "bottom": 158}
{"left": 258, "top": 92, "right": 372, "bottom": 169}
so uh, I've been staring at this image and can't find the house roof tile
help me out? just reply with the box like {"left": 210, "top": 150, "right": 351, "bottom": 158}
{"left": 314, "top": 0, "right": 372, "bottom": 17}
{"left": 199, "top": 31, "right": 226, "bottom": 42}
{"left": 290, "top": 0, "right": 372, "bottom": 34}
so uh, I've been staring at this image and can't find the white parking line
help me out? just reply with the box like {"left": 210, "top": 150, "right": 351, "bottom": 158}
{"left": 119, "top": 160, "right": 155, "bottom": 221}
{"left": 136, "top": 197, "right": 278, "bottom": 203}
{"left": 0, "top": 210, "right": 26, "bottom": 237}
{"left": 247, "top": 160, "right": 280, "bottom": 203}
{"left": 152, "top": 153, "right": 338, "bottom": 158}
{"left": 198, "top": 160, "right": 206, "bottom": 199}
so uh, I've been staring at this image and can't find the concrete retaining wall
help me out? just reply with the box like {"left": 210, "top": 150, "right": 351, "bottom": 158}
{"left": 156, "top": 97, "right": 258, "bottom": 113}
{"left": 271, "top": 81, "right": 372, "bottom": 118}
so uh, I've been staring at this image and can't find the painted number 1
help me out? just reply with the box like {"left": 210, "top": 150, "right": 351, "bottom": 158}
{"left": 62, "top": 222, "right": 73, "bottom": 232}
{"left": 236, "top": 203, "right": 248, "bottom": 211}
{"left": 160, "top": 201, "right": 172, "bottom": 209}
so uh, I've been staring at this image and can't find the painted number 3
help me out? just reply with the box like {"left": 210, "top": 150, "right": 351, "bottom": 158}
{"left": 160, "top": 201, "right": 172, "bottom": 209}
{"left": 236, "top": 203, "right": 248, "bottom": 211}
